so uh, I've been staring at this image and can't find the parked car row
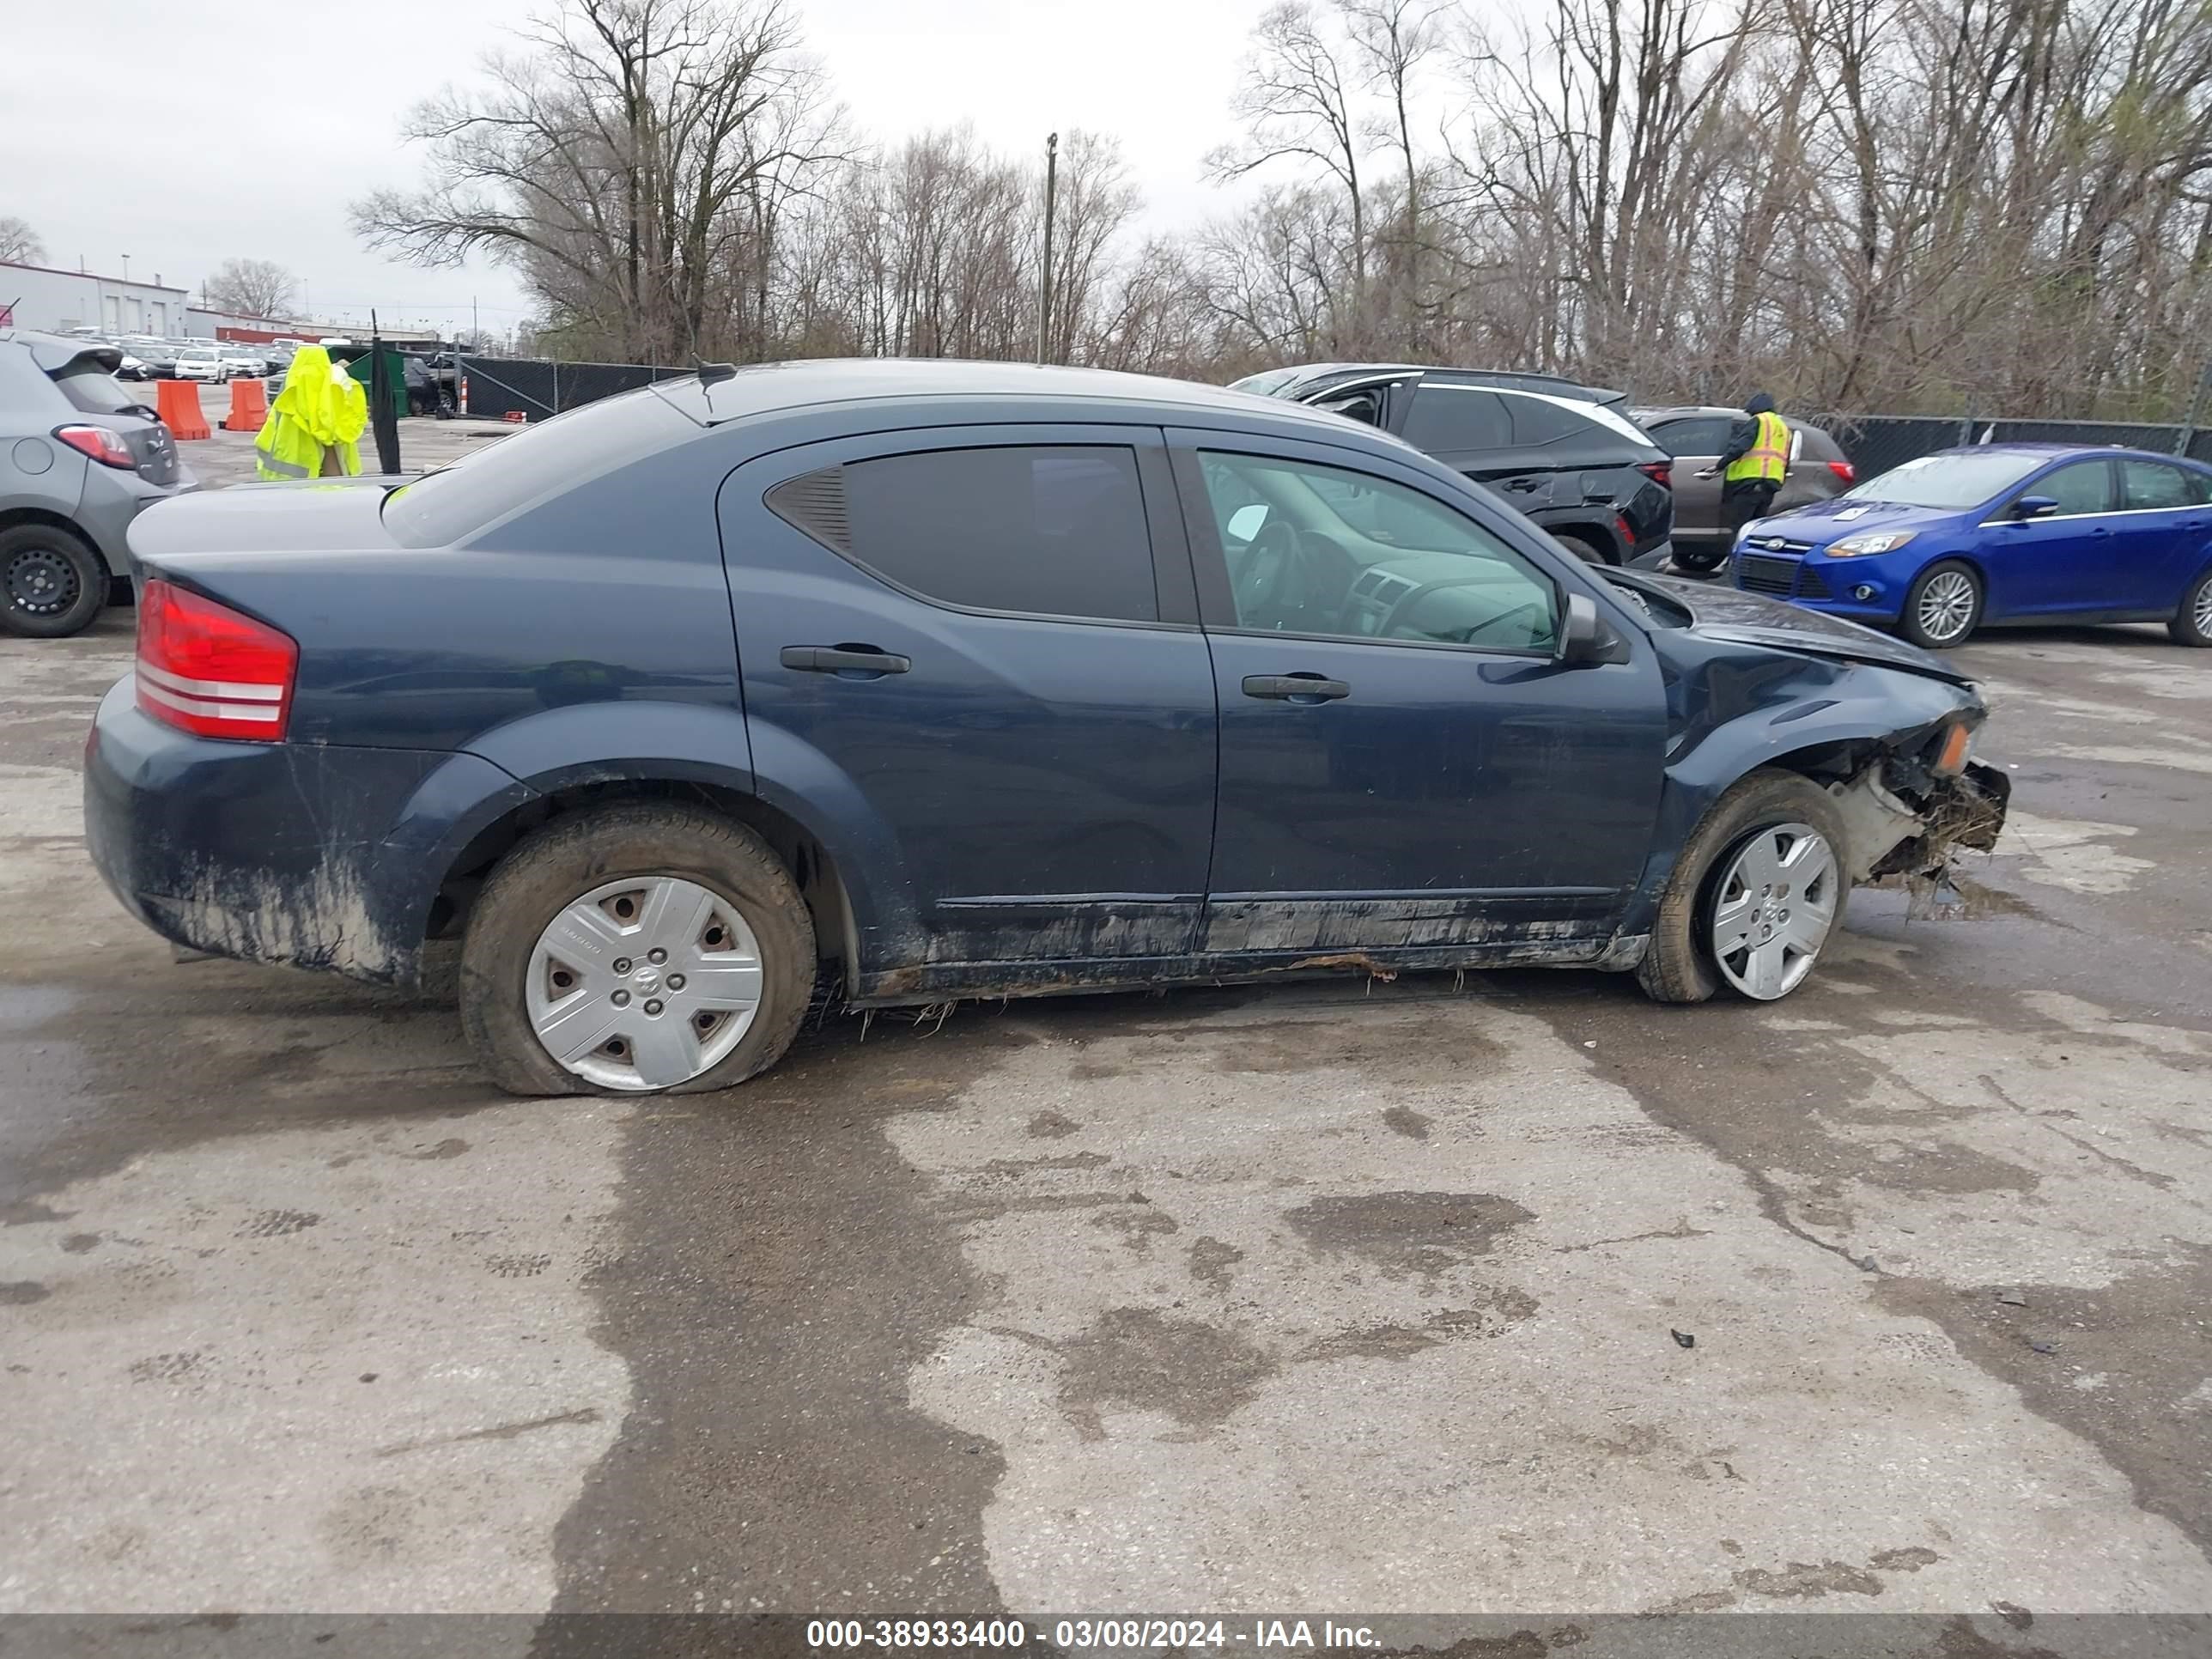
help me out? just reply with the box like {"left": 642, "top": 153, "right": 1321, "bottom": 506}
{"left": 84, "top": 334, "right": 298, "bottom": 383}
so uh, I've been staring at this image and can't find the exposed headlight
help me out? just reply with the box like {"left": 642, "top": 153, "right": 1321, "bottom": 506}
{"left": 1826, "top": 529, "right": 1918, "bottom": 558}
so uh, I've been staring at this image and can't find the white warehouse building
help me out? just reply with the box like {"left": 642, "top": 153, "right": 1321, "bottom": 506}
{"left": 0, "top": 258, "right": 191, "bottom": 338}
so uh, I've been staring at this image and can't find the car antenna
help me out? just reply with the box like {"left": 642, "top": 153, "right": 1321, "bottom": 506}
{"left": 694, "top": 356, "right": 737, "bottom": 386}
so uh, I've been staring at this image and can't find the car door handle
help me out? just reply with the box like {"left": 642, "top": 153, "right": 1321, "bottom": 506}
{"left": 1243, "top": 673, "right": 1350, "bottom": 702}
{"left": 781, "top": 645, "right": 910, "bottom": 676}
{"left": 1502, "top": 476, "right": 1542, "bottom": 491}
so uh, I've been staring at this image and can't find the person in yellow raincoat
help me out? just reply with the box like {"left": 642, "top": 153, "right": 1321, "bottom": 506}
{"left": 253, "top": 343, "right": 368, "bottom": 480}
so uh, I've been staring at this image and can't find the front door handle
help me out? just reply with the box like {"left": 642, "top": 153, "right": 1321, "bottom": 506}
{"left": 1503, "top": 476, "right": 1542, "bottom": 492}
{"left": 781, "top": 645, "right": 911, "bottom": 676}
{"left": 1243, "top": 672, "right": 1350, "bottom": 702}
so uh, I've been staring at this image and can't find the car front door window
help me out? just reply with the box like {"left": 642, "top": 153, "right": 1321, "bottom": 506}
{"left": 1198, "top": 451, "right": 1559, "bottom": 653}
{"left": 2035, "top": 459, "right": 2113, "bottom": 518}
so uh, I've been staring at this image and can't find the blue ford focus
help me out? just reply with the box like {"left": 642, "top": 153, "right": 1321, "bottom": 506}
{"left": 1730, "top": 443, "right": 2212, "bottom": 649}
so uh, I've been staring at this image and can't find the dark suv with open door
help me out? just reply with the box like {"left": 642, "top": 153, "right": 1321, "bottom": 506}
{"left": 1231, "top": 363, "right": 1674, "bottom": 565}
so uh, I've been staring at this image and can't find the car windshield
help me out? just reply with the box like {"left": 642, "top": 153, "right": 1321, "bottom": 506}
{"left": 1846, "top": 452, "right": 2045, "bottom": 508}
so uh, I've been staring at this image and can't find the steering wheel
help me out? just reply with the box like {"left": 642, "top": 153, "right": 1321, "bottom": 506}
{"left": 1231, "top": 519, "right": 1300, "bottom": 621}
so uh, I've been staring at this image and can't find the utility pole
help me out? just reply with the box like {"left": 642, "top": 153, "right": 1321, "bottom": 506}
{"left": 1036, "top": 131, "right": 1058, "bottom": 366}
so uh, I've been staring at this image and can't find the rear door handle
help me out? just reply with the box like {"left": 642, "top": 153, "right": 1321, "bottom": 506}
{"left": 1503, "top": 476, "right": 1542, "bottom": 491}
{"left": 1243, "top": 673, "right": 1350, "bottom": 702}
{"left": 781, "top": 645, "right": 911, "bottom": 676}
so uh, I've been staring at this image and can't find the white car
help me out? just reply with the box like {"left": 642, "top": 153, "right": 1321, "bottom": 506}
{"left": 220, "top": 346, "right": 266, "bottom": 378}
{"left": 173, "top": 348, "right": 228, "bottom": 383}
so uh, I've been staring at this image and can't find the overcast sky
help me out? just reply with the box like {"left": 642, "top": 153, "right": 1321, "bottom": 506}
{"left": 0, "top": 0, "right": 1272, "bottom": 335}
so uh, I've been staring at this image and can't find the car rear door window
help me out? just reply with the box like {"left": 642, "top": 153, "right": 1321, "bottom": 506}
{"left": 2039, "top": 459, "right": 2114, "bottom": 516}
{"left": 1502, "top": 393, "right": 1590, "bottom": 445}
{"left": 2121, "top": 459, "right": 2209, "bottom": 510}
{"left": 838, "top": 445, "right": 1158, "bottom": 623}
{"left": 1401, "top": 386, "right": 1512, "bottom": 453}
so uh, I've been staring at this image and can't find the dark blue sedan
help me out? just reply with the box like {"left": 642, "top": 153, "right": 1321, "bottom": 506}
{"left": 86, "top": 361, "right": 2008, "bottom": 1097}
{"left": 1732, "top": 444, "right": 2212, "bottom": 648}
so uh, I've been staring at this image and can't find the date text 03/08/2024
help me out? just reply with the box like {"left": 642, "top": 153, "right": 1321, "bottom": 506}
{"left": 805, "top": 1618, "right": 1382, "bottom": 1650}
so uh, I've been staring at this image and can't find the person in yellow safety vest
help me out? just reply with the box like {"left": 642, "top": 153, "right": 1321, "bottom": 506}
{"left": 253, "top": 343, "right": 368, "bottom": 481}
{"left": 1702, "top": 391, "right": 1791, "bottom": 543}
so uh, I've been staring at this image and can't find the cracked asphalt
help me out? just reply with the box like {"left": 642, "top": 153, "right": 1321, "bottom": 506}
{"left": 2, "top": 587, "right": 2209, "bottom": 1644}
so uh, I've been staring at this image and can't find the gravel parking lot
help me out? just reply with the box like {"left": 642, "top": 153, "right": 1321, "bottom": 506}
{"left": 3, "top": 474, "right": 2209, "bottom": 1640}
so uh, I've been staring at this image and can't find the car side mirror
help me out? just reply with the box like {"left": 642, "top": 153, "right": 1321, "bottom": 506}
{"left": 2014, "top": 495, "right": 2059, "bottom": 520}
{"left": 1560, "top": 591, "right": 1625, "bottom": 666}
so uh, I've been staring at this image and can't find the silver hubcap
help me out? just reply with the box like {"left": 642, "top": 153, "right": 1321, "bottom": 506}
{"left": 1710, "top": 823, "right": 1838, "bottom": 1000}
{"left": 525, "top": 876, "right": 764, "bottom": 1091}
{"left": 2193, "top": 576, "right": 2212, "bottom": 635}
{"left": 1916, "top": 569, "right": 1978, "bottom": 642}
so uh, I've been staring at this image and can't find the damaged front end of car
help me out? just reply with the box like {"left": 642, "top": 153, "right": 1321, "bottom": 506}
{"left": 1826, "top": 729, "right": 2011, "bottom": 911}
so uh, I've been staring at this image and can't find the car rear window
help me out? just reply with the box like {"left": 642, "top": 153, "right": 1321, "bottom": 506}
{"left": 837, "top": 445, "right": 1158, "bottom": 623}
{"left": 381, "top": 388, "right": 695, "bottom": 546}
{"left": 52, "top": 368, "right": 137, "bottom": 415}
{"left": 1649, "top": 416, "right": 1734, "bottom": 456}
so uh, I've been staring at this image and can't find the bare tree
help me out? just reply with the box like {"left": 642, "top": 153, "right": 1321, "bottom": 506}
{"left": 0, "top": 216, "right": 46, "bottom": 265}
{"left": 1210, "top": 3, "right": 1370, "bottom": 291}
{"left": 203, "top": 258, "right": 298, "bottom": 318}
{"left": 355, "top": 0, "right": 834, "bottom": 362}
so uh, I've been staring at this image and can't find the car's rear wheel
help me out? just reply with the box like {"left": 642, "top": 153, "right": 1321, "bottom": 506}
{"left": 2170, "top": 567, "right": 2212, "bottom": 647}
{"left": 1638, "top": 769, "right": 1850, "bottom": 1006}
{"left": 0, "top": 524, "right": 106, "bottom": 639}
{"left": 459, "top": 802, "right": 815, "bottom": 1097}
{"left": 1899, "top": 560, "right": 1982, "bottom": 649}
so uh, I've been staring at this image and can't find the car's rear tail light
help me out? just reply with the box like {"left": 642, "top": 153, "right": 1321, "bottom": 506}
{"left": 1638, "top": 460, "right": 1673, "bottom": 489}
{"left": 1828, "top": 460, "right": 1857, "bottom": 483}
{"left": 135, "top": 579, "right": 296, "bottom": 742}
{"left": 54, "top": 423, "right": 137, "bottom": 469}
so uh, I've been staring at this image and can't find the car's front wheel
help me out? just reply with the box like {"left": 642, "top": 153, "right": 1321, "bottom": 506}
{"left": 459, "top": 802, "right": 816, "bottom": 1097}
{"left": 1899, "top": 559, "right": 1983, "bottom": 649}
{"left": 2170, "top": 566, "right": 2212, "bottom": 647}
{"left": 0, "top": 523, "right": 107, "bottom": 639}
{"left": 1638, "top": 769, "right": 1850, "bottom": 1006}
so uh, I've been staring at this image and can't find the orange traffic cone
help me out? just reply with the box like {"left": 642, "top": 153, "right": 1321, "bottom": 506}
{"left": 220, "top": 379, "right": 267, "bottom": 433}
{"left": 155, "top": 380, "right": 211, "bottom": 441}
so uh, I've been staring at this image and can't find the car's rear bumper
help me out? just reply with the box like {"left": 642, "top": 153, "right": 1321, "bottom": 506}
{"left": 83, "top": 678, "right": 533, "bottom": 985}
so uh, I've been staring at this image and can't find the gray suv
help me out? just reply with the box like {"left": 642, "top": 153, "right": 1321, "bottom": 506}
{"left": 1, "top": 329, "right": 198, "bottom": 636}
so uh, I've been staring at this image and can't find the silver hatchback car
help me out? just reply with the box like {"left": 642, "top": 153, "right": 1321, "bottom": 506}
{"left": 0, "top": 329, "right": 199, "bottom": 636}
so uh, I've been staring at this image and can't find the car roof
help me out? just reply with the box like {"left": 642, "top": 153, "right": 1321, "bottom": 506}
{"left": 650, "top": 357, "right": 1410, "bottom": 442}
{"left": 1919, "top": 441, "right": 2203, "bottom": 464}
{"left": 1262, "top": 360, "right": 1620, "bottom": 404}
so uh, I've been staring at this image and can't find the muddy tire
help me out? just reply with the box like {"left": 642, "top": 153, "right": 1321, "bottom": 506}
{"left": 2171, "top": 566, "right": 2212, "bottom": 647}
{"left": 0, "top": 524, "right": 106, "bottom": 639}
{"left": 459, "top": 802, "right": 815, "bottom": 1097}
{"left": 1637, "top": 769, "right": 1850, "bottom": 1006}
